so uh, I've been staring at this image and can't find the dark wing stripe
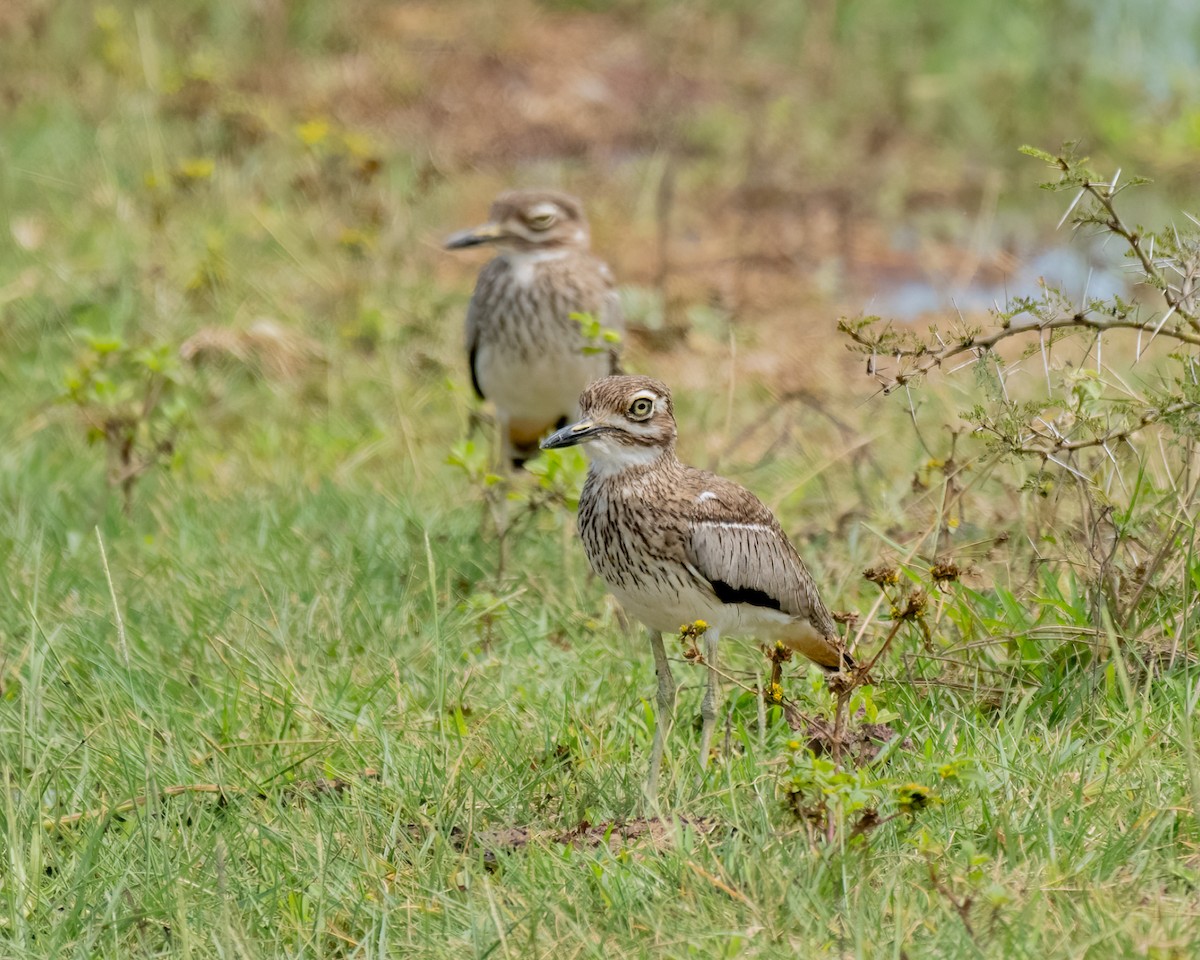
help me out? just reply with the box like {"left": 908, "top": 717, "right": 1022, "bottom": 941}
{"left": 686, "top": 514, "right": 839, "bottom": 642}
{"left": 469, "top": 344, "right": 485, "bottom": 400}
{"left": 709, "top": 579, "right": 783, "bottom": 611}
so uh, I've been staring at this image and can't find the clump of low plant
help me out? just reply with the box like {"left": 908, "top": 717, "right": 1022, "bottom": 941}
{"left": 59, "top": 331, "right": 193, "bottom": 513}
{"left": 780, "top": 662, "right": 976, "bottom": 844}
{"left": 447, "top": 438, "right": 589, "bottom": 580}
{"left": 571, "top": 310, "right": 623, "bottom": 362}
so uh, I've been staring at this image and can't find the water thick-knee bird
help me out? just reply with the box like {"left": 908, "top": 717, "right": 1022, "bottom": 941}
{"left": 445, "top": 190, "right": 624, "bottom": 468}
{"left": 542, "top": 375, "right": 852, "bottom": 795}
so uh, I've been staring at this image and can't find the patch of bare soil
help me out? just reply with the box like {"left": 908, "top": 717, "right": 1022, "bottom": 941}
{"left": 240, "top": 0, "right": 700, "bottom": 169}
{"left": 0, "top": 0, "right": 48, "bottom": 38}
{"left": 784, "top": 705, "right": 911, "bottom": 764}
{"left": 418, "top": 814, "right": 722, "bottom": 858}
{"left": 226, "top": 0, "right": 1022, "bottom": 389}
{"left": 181, "top": 319, "right": 326, "bottom": 378}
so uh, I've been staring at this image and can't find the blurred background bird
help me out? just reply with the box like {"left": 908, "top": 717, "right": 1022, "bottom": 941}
{"left": 542, "top": 374, "right": 852, "bottom": 796}
{"left": 445, "top": 190, "right": 624, "bottom": 468}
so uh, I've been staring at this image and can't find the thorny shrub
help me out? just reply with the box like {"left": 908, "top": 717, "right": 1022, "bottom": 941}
{"left": 785, "top": 148, "right": 1200, "bottom": 844}
{"left": 839, "top": 144, "right": 1200, "bottom": 670}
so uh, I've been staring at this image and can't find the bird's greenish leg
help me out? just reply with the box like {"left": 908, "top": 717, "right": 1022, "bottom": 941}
{"left": 697, "top": 627, "right": 721, "bottom": 773}
{"left": 646, "top": 628, "right": 676, "bottom": 801}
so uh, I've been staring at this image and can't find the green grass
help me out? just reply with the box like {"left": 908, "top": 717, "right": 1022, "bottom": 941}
{"left": 4, "top": 483, "right": 1199, "bottom": 956}
{"left": 3, "top": 1, "right": 1200, "bottom": 957}
{"left": 6, "top": 459, "right": 1200, "bottom": 957}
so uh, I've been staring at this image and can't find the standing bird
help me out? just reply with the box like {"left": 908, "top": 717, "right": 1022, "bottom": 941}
{"left": 445, "top": 190, "right": 623, "bottom": 468}
{"left": 542, "top": 375, "right": 852, "bottom": 795}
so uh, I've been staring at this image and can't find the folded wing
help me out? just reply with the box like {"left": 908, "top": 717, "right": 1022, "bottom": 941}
{"left": 682, "top": 476, "right": 838, "bottom": 642}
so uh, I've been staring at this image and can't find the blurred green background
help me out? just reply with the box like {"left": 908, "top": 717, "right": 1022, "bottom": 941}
{"left": 5, "top": 0, "right": 1200, "bottom": 334}
{"left": 3, "top": 2, "right": 1200, "bottom": 957}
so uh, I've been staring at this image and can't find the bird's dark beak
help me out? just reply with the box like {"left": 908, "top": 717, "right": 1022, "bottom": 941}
{"left": 540, "top": 417, "right": 601, "bottom": 450}
{"left": 444, "top": 221, "right": 505, "bottom": 249}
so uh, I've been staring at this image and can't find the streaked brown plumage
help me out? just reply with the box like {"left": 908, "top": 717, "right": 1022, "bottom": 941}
{"left": 542, "top": 375, "right": 850, "bottom": 794}
{"left": 445, "top": 190, "right": 623, "bottom": 467}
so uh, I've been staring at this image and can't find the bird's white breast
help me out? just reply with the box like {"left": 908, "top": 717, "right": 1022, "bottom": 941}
{"left": 474, "top": 343, "right": 605, "bottom": 421}
{"left": 608, "top": 577, "right": 798, "bottom": 637}
{"left": 506, "top": 249, "right": 571, "bottom": 286}
{"left": 472, "top": 250, "right": 610, "bottom": 420}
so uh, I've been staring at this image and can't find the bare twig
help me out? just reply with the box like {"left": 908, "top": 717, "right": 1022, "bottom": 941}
{"left": 999, "top": 400, "right": 1197, "bottom": 460}
{"left": 43, "top": 770, "right": 380, "bottom": 831}
{"left": 840, "top": 313, "right": 1200, "bottom": 391}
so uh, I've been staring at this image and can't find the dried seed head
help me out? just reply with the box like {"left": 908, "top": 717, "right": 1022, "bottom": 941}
{"left": 678, "top": 620, "right": 710, "bottom": 661}
{"left": 930, "top": 560, "right": 961, "bottom": 585}
{"left": 827, "top": 671, "right": 856, "bottom": 696}
{"left": 896, "top": 590, "right": 928, "bottom": 621}
{"left": 864, "top": 565, "right": 901, "bottom": 587}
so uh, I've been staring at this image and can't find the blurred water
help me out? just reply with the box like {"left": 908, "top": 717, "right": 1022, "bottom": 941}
{"left": 1093, "top": 0, "right": 1200, "bottom": 100}
{"left": 867, "top": 0, "right": 1200, "bottom": 324}
{"left": 869, "top": 242, "right": 1133, "bottom": 321}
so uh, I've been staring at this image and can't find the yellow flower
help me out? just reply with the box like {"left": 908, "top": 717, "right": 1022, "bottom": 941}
{"left": 175, "top": 157, "right": 214, "bottom": 181}
{"left": 295, "top": 118, "right": 330, "bottom": 146}
{"left": 897, "top": 783, "right": 933, "bottom": 811}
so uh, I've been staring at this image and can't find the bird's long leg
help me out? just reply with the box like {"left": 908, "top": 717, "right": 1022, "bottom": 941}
{"left": 646, "top": 628, "right": 676, "bottom": 800}
{"left": 696, "top": 626, "right": 721, "bottom": 774}
{"left": 495, "top": 412, "right": 522, "bottom": 472}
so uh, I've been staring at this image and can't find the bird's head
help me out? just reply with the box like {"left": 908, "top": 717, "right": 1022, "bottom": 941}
{"left": 541, "top": 375, "right": 677, "bottom": 473}
{"left": 444, "top": 190, "right": 590, "bottom": 254}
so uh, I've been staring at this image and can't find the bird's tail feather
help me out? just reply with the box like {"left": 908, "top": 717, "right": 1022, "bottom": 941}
{"left": 507, "top": 416, "right": 567, "bottom": 469}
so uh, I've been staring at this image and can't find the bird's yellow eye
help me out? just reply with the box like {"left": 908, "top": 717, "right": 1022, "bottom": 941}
{"left": 628, "top": 396, "right": 654, "bottom": 420}
{"left": 527, "top": 213, "right": 556, "bottom": 230}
